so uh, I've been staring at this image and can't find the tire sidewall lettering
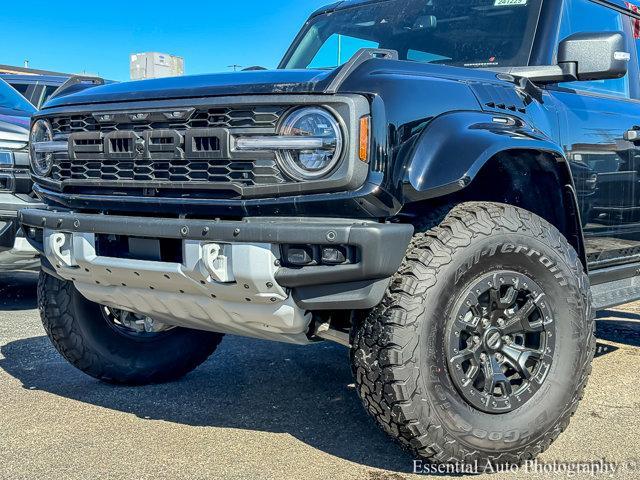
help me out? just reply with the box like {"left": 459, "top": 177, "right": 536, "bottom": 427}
{"left": 455, "top": 242, "right": 568, "bottom": 288}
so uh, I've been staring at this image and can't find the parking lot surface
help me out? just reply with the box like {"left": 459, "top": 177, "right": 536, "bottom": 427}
{"left": 0, "top": 272, "right": 639, "bottom": 480}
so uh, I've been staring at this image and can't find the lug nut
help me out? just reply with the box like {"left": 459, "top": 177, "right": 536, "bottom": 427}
{"left": 480, "top": 353, "right": 488, "bottom": 362}
{"left": 497, "top": 318, "right": 505, "bottom": 327}
{"left": 473, "top": 335, "right": 481, "bottom": 344}
{"left": 496, "top": 353, "right": 504, "bottom": 362}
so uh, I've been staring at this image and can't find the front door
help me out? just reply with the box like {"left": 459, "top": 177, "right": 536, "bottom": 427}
{"left": 552, "top": 0, "right": 640, "bottom": 269}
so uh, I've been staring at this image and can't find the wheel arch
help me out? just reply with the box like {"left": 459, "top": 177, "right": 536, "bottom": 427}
{"left": 467, "top": 149, "right": 586, "bottom": 269}
{"left": 400, "top": 110, "right": 586, "bottom": 267}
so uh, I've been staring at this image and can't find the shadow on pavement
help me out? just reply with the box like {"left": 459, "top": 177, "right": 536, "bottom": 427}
{"left": 598, "top": 309, "right": 640, "bottom": 321}
{"left": 596, "top": 310, "right": 640, "bottom": 348}
{"left": 594, "top": 342, "right": 619, "bottom": 358}
{"left": 0, "top": 272, "right": 38, "bottom": 311}
{"left": 0, "top": 334, "right": 415, "bottom": 473}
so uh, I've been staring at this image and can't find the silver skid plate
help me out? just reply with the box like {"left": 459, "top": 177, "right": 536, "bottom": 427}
{"left": 43, "top": 230, "right": 312, "bottom": 344}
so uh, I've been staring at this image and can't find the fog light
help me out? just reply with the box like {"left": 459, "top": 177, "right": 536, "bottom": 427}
{"left": 286, "top": 246, "right": 314, "bottom": 266}
{"left": 321, "top": 247, "right": 347, "bottom": 265}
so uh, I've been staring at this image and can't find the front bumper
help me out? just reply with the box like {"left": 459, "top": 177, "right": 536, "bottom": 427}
{"left": 32, "top": 172, "right": 400, "bottom": 220}
{"left": 20, "top": 208, "right": 412, "bottom": 342}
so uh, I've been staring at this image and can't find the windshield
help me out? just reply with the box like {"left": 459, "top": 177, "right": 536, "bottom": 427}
{"left": 282, "top": 0, "right": 544, "bottom": 70}
{"left": 0, "top": 78, "right": 37, "bottom": 116}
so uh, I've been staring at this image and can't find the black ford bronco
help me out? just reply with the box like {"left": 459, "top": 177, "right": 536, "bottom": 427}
{"left": 20, "top": 0, "right": 640, "bottom": 467}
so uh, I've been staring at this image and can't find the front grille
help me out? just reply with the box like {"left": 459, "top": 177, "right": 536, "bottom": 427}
{"left": 50, "top": 155, "right": 283, "bottom": 185}
{"left": 50, "top": 106, "right": 284, "bottom": 135}
{"left": 45, "top": 105, "right": 290, "bottom": 197}
{"left": 110, "top": 137, "right": 132, "bottom": 154}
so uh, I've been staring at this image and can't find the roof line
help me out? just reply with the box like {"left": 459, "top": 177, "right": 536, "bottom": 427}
{"left": 0, "top": 64, "right": 72, "bottom": 76}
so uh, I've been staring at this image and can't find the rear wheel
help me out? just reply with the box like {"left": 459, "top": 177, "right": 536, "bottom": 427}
{"left": 351, "top": 202, "right": 594, "bottom": 466}
{"left": 38, "top": 272, "right": 223, "bottom": 385}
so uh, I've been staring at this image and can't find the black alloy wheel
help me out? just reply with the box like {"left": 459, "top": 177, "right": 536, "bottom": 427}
{"left": 446, "top": 271, "right": 555, "bottom": 414}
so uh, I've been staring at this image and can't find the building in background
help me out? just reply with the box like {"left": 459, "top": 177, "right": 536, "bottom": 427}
{"left": 130, "top": 53, "right": 184, "bottom": 80}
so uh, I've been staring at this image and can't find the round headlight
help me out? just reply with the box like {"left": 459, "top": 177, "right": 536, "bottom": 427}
{"left": 30, "top": 119, "right": 54, "bottom": 176}
{"left": 277, "top": 107, "right": 343, "bottom": 180}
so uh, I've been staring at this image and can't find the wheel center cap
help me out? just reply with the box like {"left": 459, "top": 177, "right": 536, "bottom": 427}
{"left": 484, "top": 328, "right": 503, "bottom": 351}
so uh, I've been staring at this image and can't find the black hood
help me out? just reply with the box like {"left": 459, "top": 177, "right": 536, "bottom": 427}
{"left": 41, "top": 59, "right": 508, "bottom": 115}
{"left": 44, "top": 69, "right": 337, "bottom": 108}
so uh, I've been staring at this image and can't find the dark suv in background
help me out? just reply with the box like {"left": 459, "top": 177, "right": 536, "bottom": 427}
{"left": 19, "top": 0, "right": 640, "bottom": 468}
{"left": 1, "top": 74, "right": 68, "bottom": 109}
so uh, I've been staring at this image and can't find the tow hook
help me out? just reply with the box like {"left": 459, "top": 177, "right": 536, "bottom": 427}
{"left": 47, "top": 232, "right": 75, "bottom": 268}
{"left": 202, "top": 243, "right": 234, "bottom": 283}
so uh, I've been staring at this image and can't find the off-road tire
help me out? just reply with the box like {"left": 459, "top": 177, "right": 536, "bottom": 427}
{"left": 38, "top": 272, "right": 224, "bottom": 385}
{"left": 351, "top": 202, "right": 595, "bottom": 466}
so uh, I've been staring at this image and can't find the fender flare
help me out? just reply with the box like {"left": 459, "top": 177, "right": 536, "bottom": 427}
{"left": 401, "top": 110, "right": 586, "bottom": 267}
{"left": 402, "top": 110, "right": 574, "bottom": 200}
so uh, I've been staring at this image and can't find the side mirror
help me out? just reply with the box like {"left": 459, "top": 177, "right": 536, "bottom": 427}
{"left": 498, "top": 31, "right": 630, "bottom": 84}
{"left": 558, "top": 31, "right": 629, "bottom": 81}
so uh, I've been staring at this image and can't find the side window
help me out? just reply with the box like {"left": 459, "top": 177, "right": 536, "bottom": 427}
{"left": 9, "top": 82, "right": 30, "bottom": 98}
{"left": 559, "top": 0, "right": 631, "bottom": 98}
{"left": 308, "top": 34, "right": 379, "bottom": 69}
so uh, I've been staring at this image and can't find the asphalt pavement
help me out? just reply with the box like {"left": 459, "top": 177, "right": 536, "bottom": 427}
{"left": 0, "top": 271, "right": 638, "bottom": 480}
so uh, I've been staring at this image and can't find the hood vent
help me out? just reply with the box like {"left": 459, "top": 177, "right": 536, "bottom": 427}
{"left": 467, "top": 81, "right": 532, "bottom": 115}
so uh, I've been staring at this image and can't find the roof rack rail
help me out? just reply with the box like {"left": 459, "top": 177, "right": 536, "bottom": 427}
{"left": 48, "top": 75, "right": 105, "bottom": 102}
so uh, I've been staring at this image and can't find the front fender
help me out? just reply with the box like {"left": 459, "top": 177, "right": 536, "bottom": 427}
{"left": 402, "top": 111, "right": 569, "bottom": 201}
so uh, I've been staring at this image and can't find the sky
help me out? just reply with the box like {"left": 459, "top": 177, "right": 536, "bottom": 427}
{"left": 1, "top": 0, "right": 329, "bottom": 81}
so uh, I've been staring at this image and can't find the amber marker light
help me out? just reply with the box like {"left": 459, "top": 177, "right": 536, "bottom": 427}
{"left": 359, "top": 115, "right": 370, "bottom": 163}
